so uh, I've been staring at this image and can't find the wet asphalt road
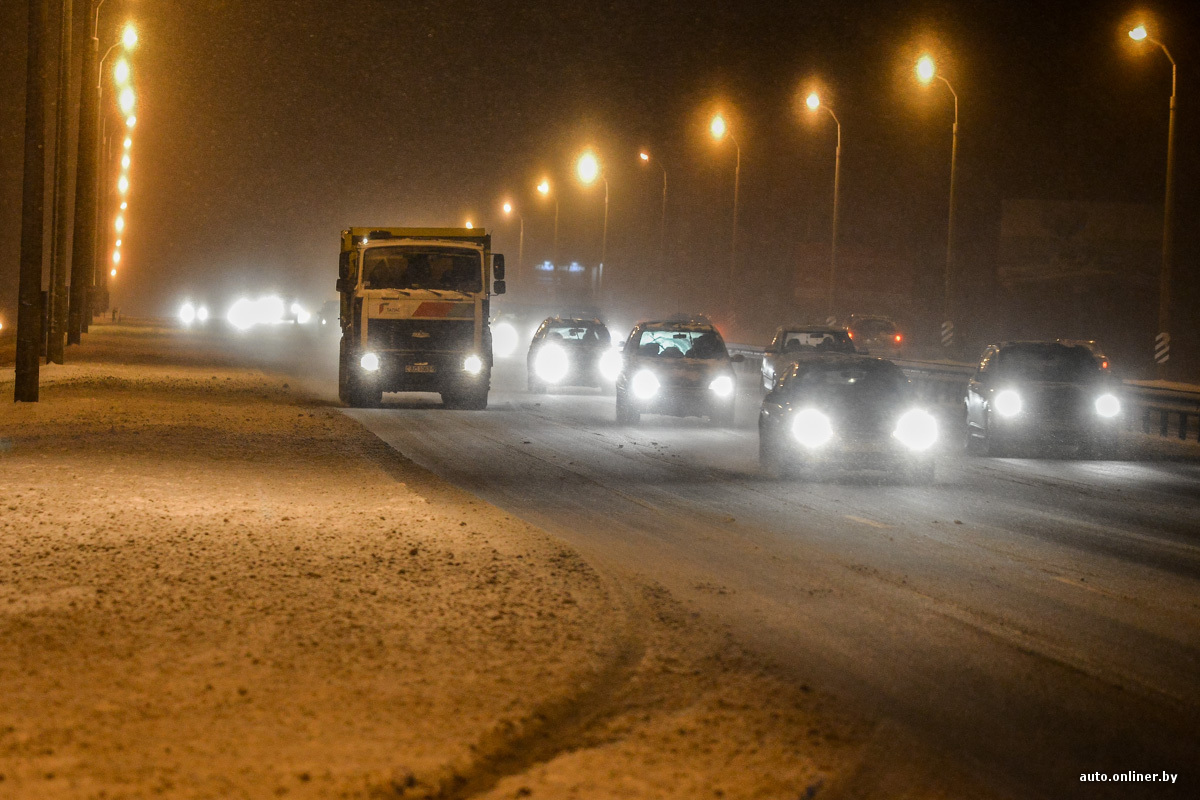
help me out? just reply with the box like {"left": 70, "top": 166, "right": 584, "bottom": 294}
{"left": 334, "top": 355, "right": 1199, "bottom": 799}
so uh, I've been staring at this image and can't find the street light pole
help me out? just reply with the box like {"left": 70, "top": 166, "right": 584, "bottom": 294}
{"left": 16, "top": 0, "right": 51, "bottom": 402}
{"left": 917, "top": 56, "right": 960, "bottom": 349}
{"left": 47, "top": 0, "right": 74, "bottom": 364}
{"left": 806, "top": 93, "right": 842, "bottom": 322}
{"left": 640, "top": 152, "right": 668, "bottom": 273}
{"left": 69, "top": 0, "right": 106, "bottom": 342}
{"left": 1129, "top": 26, "right": 1177, "bottom": 376}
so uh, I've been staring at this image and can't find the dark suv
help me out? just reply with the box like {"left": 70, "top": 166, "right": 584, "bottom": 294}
{"left": 965, "top": 340, "right": 1123, "bottom": 457}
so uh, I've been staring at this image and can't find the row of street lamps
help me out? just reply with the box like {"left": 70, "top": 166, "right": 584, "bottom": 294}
{"left": 487, "top": 23, "right": 1178, "bottom": 367}
{"left": 14, "top": 0, "right": 141, "bottom": 401}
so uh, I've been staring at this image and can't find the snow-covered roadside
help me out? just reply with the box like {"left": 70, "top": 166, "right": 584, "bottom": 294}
{"left": 0, "top": 327, "right": 622, "bottom": 798}
{"left": 0, "top": 323, "right": 887, "bottom": 799}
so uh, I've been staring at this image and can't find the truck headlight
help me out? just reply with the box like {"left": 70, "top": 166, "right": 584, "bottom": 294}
{"left": 598, "top": 348, "right": 623, "bottom": 381}
{"left": 893, "top": 409, "right": 939, "bottom": 451}
{"left": 493, "top": 322, "right": 518, "bottom": 357}
{"left": 360, "top": 353, "right": 380, "bottom": 372}
{"left": 631, "top": 370, "right": 659, "bottom": 400}
{"left": 534, "top": 344, "right": 569, "bottom": 383}
{"left": 463, "top": 354, "right": 483, "bottom": 375}
{"left": 708, "top": 375, "right": 734, "bottom": 398}
{"left": 1095, "top": 393, "right": 1120, "bottom": 418}
{"left": 993, "top": 389, "right": 1022, "bottom": 418}
{"left": 791, "top": 408, "right": 833, "bottom": 449}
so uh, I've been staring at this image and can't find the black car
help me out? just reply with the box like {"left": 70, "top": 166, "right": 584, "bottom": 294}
{"left": 844, "top": 314, "right": 904, "bottom": 355}
{"left": 526, "top": 317, "right": 620, "bottom": 393}
{"left": 965, "top": 340, "right": 1123, "bottom": 457}
{"left": 615, "top": 320, "right": 743, "bottom": 425}
{"left": 758, "top": 355, "right": 938, "bottom": 482}
{"left": 761, "top": 325, "right": 856, "bottom": 390}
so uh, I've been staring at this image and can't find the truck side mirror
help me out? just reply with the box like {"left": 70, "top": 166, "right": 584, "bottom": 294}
{"left": 338, "top": 251, "right": 350, "bottom": 281}
{"left": 335, "top": 278, "right": 353, "bottom": 293}
{"left": 493, "top": 280, "right": 506, "bottom": 295}
{"left": 493, "top": 253, "right": 505, "bottom": 280}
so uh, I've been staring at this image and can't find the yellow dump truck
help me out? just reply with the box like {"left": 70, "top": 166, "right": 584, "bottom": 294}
{"left": 336, "top": 227, "right": 506, "bottom": 408}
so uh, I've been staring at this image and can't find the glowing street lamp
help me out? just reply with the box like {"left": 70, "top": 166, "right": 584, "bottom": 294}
{"left": 537, "top": 178, "right": 560, "bottom": 264}
{"left": 112, "top": 250, "right": 121, "bottom": 264}
{"left": 125, "top": 115, "right": 136, "bottom": 128}
{"left": 805, "top": 91, "right": 843, "bottom": 322}
{"left": 119, "top": 202, "right": 127, "bottom": 210}
{"left": 121, "top": 153, "right": 131, "bottom": 170}
{"left": 118, "top": 86, "right": 135, "bottom": 115}
{"left": 576, "top": 150, "right": 609, "bottom": 286}
{"left": 117, "top": 175, "right": 129, "bottom": 194}
{"left": 1127, "top": 23, "right": 1178, "bottom": 375}
{"left": 123, "top": 136, "right": 132, "bottom": 150}
{"left": 638, "top": 151, "right": 668, "bottom": 271}
{"left": 502, "top": 200, "right": 524, "bottom": 280}
{"left": 915, "top": 53, "right": 960, "bottom": 348}
{"left": 122, "top": 23, "right": 138, "bottom": 49}
{"left": 709, "top": 113, "right": 741, "bottom": 285}
{"left": 114, "top": 58, "right": 130, "bottom": 86}
{"left": 110, "top": 268, "right": 117, "bottom": 277}
{"left": 114, "top": 215, "right": 125, "bottom": 232}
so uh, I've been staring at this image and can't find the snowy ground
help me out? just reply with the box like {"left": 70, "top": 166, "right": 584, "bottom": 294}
{"left": 0, "top": 322, "right": 874, "bottom": 799}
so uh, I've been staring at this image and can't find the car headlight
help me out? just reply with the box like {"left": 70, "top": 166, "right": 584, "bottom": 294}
{"left": 463, "top": 354, "right": 483, "bottom": 375}
{"left": 196, "top": 306, "right": 209, "bottom": 322}
{"left": 1095, "top": 393, "right": 1120, "bottom": 418}
{"left": 893, "top": 409, "right": 939, "bottom": 451}
{"left": 534, "top": 343, "right": 569, "bottom": 383}
{"left": 360, "top": 352, "right": 380, "bottom": 372}
{"left": 631, "top": 369, "right": 659, "bottom": 400}
{"left": 709, "top": 375, "right": 734, "bottom": 398}
{"left": 179, "top": 302, "right": 196, "bottom": 326}
{"left": 598, "top": 348, "right": 623, "bottom": 381}
{"left": 993, "top": 389, "right": 1022, "bottom": 418}
{"left": 493, "top": 322, "right": 519, "bottom": 358}
{"left": 791, "top": 408, "right": 833, "bottom": 449}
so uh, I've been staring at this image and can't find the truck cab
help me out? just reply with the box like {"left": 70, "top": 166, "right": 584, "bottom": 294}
{"left": 336, "top": 227, "right": 505, "bottom": 408}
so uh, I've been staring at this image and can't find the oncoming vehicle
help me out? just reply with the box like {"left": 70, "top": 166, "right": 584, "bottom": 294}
{"left": 526, "top": 317, "right": 621, "bottom": 393}
{"left": 761, "top": 325, "right": 856, "bottom": 390}
{"left": 965, "top": 340, "right": 1122, "bottom": 457}
{"left": 336, "top": 227, "right": 505, "bottom": 409}
{"left": 758, "top": 355, "right": 938, "bottom": 482}
{"left": 845, "top": 314, "right": 904, "bottom": 354}
{"left": 615, "top": 320, "right": 743, "bottom": 426}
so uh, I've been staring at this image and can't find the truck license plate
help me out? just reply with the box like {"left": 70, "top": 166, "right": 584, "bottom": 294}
{"left": 405, "top": 363, "right": 436, "bottom": 373}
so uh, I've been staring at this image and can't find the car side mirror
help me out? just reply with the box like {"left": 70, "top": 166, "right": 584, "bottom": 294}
{"left": 335, "top": 277, "right": 353, "bottom": 293}
{"left": 731, "top": 353, "right": 745, "bottom": 363}
{"left": 493, "top": 280, "right": 506, "bottom": 295}
{"left": 338, "top": 251, "right": 350, "bottom": 280}
{"left": 493, "top": 254, "right": 505, "bottom": 280}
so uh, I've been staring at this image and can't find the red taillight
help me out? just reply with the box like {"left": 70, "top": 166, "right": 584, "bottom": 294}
{"left": 847, "top": 331, "right": 854, "bottom": 339}
{"left": 894, "top": 334, "right": 902, "bottom": 343}
{"left": 1101, "top": 360, "right": 1109, "bottom": 369}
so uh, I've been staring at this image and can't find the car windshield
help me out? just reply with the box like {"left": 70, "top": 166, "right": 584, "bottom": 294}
{"left": 543, "top": 322, "right": 609, "bottom": 345}
{"left": 636, "top": 329, "right": 727, "bottom": 359}
{"left": 854, "top": 319, "right": 896, "bottom": 338}
{"left": 362, "top": 246, "right": 483, "bottom": 292}
{"left": 783, "top": 362, "right": 908, "bottom": 401}
{"left": 780, "top": 330, "right": 855, "bottom": 354}
{"left": 993, "top": 344, "right": 1100, "bottom": 381}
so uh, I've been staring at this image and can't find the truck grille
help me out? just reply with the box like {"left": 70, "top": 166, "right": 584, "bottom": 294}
{"left": 368, "top": 319, "right": 475, "bottom": 352}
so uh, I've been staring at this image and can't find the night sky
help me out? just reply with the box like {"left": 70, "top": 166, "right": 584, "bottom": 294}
{"left": 1, "top": 0, "right": 1196, "bottom": 357}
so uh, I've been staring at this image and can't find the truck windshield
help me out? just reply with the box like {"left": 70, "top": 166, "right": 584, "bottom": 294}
{"left": 362, "top": 246, "right": 482, "bottom": 292}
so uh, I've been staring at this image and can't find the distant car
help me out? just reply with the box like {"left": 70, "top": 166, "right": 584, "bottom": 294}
{"left": 758, "top": 355, "right": 938, "bottom": 482}
{"left": 527, "top": 317, "right": 620, "bottom": 393}
{"left": 615, "top": 319, "right": 743, "bottom": 426}
{"left": 845, "top": 314, "right": 904, "bottom": 354}
{"left": 761, "top": 325, "right": 856, "bottom": 390}
{"left": 965, "top": 340, "right": 1122, "bottom": 457}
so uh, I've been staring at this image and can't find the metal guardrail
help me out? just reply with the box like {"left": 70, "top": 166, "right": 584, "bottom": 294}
{"left": 727, "top": 345, "right": 1200, "bottom": 444}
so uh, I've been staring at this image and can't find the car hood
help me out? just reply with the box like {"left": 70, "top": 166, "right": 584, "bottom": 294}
{"left": 631, "top": 358, "right": 731, "bottom": 386}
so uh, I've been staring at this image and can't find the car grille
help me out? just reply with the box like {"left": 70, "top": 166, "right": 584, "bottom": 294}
{"left": 368, "top": 319, "right": 475, "bottom": 352}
